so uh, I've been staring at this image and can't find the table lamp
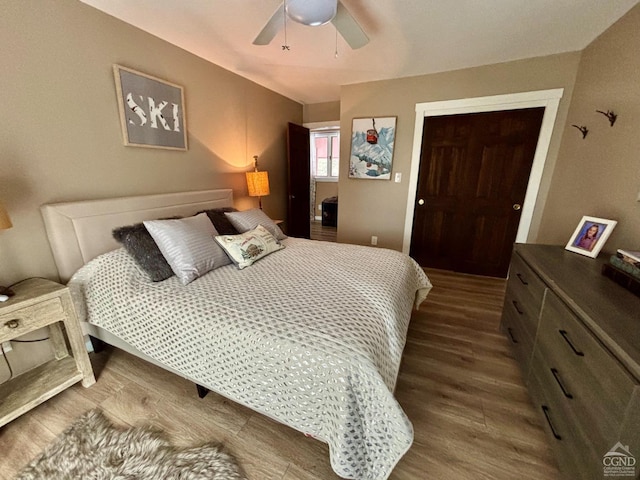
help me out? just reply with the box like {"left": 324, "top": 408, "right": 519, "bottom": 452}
{"left": 246, "top": 155, "right": 270, "bottom": 210}
{"left": 0, "top": 201, "right": 14, "bottom": 298}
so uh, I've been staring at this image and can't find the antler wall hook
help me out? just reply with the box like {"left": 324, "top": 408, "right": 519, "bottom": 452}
{"left": 571, "top": 125, "right": 589, "bottom": 139}
{"left": 596, "top": 109, "right": 617, "bottom": 126}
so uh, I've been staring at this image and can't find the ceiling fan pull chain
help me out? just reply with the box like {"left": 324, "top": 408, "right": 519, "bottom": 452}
{"left": 282, "top": 0, "right": 290, "bottom": 51}
{"left": 334, "top": 26, "right": 338, "bottom": 58}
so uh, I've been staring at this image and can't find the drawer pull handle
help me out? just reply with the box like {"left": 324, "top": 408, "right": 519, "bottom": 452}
{"left": 516, "top": 273, "right": 528, "bottom": 285}
{"left": 507, "top": 327, "right": 518, "bottom": 344}
{"left": 4, "top": 319, "right": 20, "bottom": 329}
{"left": 559, "top": 330, "right": 584, "bottom": 356}
{"left": 550, "top": 368, "right": 573, "bottom": 399}
{"left": 512, "top": 300, "right": 524, "bottom": 315}
{"left": 542, "top": 405, "right": 562, "bottom": 440}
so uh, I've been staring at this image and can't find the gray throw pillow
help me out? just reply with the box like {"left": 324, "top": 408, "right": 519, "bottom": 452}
{"left": 144, "top": 213, "right": 231, "bottom": 285}
{"left": 225, "top": 209, "right": 286, "bottom": 241}
{"left": 112, "top": 222, "right": 175, "bottom": 282}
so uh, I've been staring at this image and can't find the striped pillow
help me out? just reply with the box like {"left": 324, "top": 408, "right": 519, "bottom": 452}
{"left": 143, "top": 213, "right": 230, "bottom": 285}
{"left": 225, "top": 209, "right": 286, "bottom": 241}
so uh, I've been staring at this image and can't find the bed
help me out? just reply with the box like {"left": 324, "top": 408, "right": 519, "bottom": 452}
{"left": 40, "top": 189, "right": 432, "bottom": 480}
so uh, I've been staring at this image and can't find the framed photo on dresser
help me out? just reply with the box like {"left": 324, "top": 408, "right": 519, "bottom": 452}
{"left": 565, "top": 215, "right": 617, "bottom": 258}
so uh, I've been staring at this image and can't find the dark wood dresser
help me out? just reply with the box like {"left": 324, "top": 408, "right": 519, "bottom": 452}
{"left": 501, "top": 244, "right": 640, "bottom": 480}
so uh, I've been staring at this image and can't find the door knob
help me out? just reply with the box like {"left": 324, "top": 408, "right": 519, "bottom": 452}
{"left": 513, "top": 204, "right": 521, "bottom": 211}
{"left": 418, "top": 199, "right": 425, "bottom": 206}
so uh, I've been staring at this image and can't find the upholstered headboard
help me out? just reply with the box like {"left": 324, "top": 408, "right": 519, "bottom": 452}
{"left": 41, "top": 189, "right": 234, "bottom": 282}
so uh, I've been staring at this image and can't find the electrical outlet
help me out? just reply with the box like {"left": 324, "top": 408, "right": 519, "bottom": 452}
{"left": 2, "top": 341, "right": 12, "bottom": 353}
{"left": 371, "top": 236, "right": 378, "bottom": 246}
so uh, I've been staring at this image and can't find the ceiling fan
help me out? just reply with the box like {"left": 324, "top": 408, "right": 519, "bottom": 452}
{"left": 253, "top": 0, "right": 369, "bottom": 50}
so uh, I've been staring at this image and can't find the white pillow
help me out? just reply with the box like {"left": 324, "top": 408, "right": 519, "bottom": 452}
{"left": 215, "top": 225, "right": 284, "bottom": 269}
{"left": 143, "top": 213, "right": 230, "bottom": 285}
{"left": 225, "top": 209, "right": 287, "bottom": 241}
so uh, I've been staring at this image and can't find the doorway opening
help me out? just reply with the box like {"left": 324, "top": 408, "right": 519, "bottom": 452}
{"left": 403, "top": 89, "right": 564, "bottom": 276}
{"left": 308, "top": 124, "right": 340, "bottom": 242}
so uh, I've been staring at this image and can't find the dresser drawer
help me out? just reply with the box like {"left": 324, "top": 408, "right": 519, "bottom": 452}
{"left": 505, "top": 253, "right": 546, "bottom": 340}
{"left": 0, "top": 298, "right": 65, "bottom": 342}
{"left": 501, "top": 303, "right": 535, "bottom": 375}
{"left": 528, "top": 356, "right": 601, "bottom": 480}
{"left": 535, "top": 292, "right": 637, "bottom": 456}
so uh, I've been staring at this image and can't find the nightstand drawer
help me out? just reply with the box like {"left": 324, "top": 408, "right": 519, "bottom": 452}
{"left": 536, "top": 292, "right": 637, "bottom": 456}
{"left": 0, "top": 298, "right": 64, "bottom": 341}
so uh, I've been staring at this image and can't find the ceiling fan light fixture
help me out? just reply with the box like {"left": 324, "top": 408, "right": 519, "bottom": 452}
{"left": 286, "top": 0, "right": 338, "bottom": 26}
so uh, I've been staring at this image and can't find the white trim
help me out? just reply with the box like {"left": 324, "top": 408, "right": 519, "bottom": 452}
{"left": 402, "top": 89, "right": 564, "bottom": 255}
{"left": 304, "top": 121, "right": 340, "bottom": 130}
{"left": 314, "top": 176, "right": 339, "bottom": 183}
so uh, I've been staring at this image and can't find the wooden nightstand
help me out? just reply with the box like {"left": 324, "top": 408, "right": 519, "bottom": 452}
{"left": 0, "top": 278, "right": 95, "bottom": 427}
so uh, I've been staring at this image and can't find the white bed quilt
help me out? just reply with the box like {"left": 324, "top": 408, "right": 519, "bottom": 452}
{"left": 69, "top": 238, "right": 432, "bottom": 480}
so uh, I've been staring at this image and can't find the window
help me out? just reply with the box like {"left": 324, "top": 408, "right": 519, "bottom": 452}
{"left": 311, "top": 130, "right": 339, "bottom": 179}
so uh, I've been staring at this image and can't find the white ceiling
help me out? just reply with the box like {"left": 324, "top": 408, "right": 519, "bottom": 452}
{"left": 80, "top": 0, "right": 639, "bottom": 104}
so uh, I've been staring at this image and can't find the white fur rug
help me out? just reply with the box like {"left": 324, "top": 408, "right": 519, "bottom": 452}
{"left": 16, "top": 409, "right": 245, "bottom": 479}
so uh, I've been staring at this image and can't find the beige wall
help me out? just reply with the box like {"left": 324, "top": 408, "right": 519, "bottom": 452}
{"left": 0, "top": 0, "right": 301, "bottom": 380}
{"left": 303, "top": 101, "right": 341, "bottom": 123}
{"left": 537, "top": 4, "right": 640, "bottom": 251}
{"left": 0, "top": 0, "right": 302, "bottom": 286}
{"left": 338, "top": 53, "right": 582, "bottom": 250}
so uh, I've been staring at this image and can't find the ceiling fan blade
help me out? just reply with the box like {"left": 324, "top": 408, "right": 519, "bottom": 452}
{"left": 253, "top": 3, "right": 285, "bottom": 45}
{"left": 331, "top": 1, "right": 369, "bottom": 49}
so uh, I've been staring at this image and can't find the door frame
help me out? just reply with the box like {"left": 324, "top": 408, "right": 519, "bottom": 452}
{"left": 402, "top": 88, "right": 564, "bottom": 255}
{"left": 304, "top": 121, "right": 341, "bottom": 222}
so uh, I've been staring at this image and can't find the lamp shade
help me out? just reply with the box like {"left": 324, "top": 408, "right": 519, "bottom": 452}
{"left": 0, "top": 202, "right": 11, "bottom": 230}
{"left": 246, "top": 171, "right": 270, "bottom": 197}
{"left": 286, "top": 0, "right": 337, "bottom": 26}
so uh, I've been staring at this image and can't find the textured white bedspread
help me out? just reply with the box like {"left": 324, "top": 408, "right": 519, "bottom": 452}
{"left": 69, "top": 238, "right": 432, "bottom": 480}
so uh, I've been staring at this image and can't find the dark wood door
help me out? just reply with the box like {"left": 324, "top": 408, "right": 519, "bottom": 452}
{"left": 410, "top": 108, "right": 545, "bottom": 277}
{"left": 287, "top": 122, "right": 311, "bottom": 238}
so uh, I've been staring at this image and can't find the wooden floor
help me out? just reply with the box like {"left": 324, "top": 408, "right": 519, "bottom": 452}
{"left": 310, "top": 220, "right": 337, "bottom": 242}
{"left": 0, "top": 269, "right": 560, "bottom": 480}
